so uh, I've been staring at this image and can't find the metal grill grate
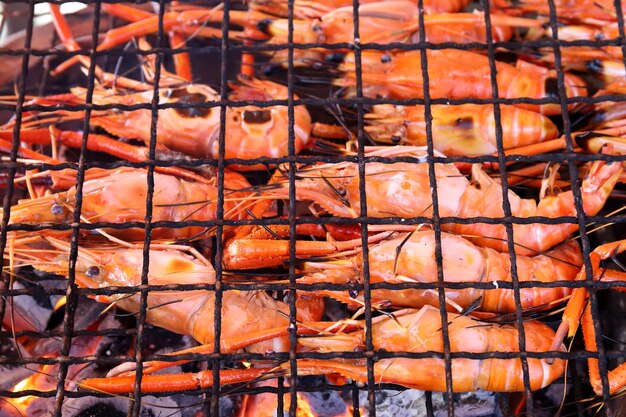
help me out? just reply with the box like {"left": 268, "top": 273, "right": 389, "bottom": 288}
{"left": 0, "top": 1, "right": 626, "bottom": 416}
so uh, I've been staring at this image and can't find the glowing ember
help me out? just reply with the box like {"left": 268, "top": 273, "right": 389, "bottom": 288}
{"left": 241, "top": 379, "right": 349, "bottom": 417}
{"left": 293, "top": 393, "right": 315, "bottom": 417}
{"left": 54, "top": 296, "right": 67, "bottom": 311}
{"left": 10, "top": 375, "right": 38, "bottom": 414}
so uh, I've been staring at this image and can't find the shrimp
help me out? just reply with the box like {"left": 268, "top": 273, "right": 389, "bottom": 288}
{"left": 7, "top": 167, "right": 254, "bottom": 241}
{"left": 80, "top": 306, "right": 566, "bottom": 393}
{"left": 365, "top": 103, "right": 559, "bottom": 156}
{"left": 10, "top": 236, "right": 323, "bottom": 354}
{"left": 297, "top": 230, "right": 582, "bottom": 313}
{"left": 255, "top": 2, "right": 540, "bottom": 68}
{"left": 257, "top": 2, "right": 539, "bottom": 50}
{"left": 18, "top": 78, "right": 312, "bottom": 170}
{"left": 339, "top": 49, "right": 586, "bottom": 115}
{"left": 250, "top": 0, "right": 472, "bottom": 19}
{"left": 493, "top": 0, "right": 624, "bottom": 24}
{"left": 264, "top": 146, "right": 622, "bottom": 255}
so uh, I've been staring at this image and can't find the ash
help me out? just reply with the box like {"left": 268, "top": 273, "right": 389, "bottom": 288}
{"left": 358, "top": 389, "right": 502, "bottom": 417}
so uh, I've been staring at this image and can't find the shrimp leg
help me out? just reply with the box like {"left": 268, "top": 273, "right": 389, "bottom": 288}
{"left": 548, "top": 239, "right": 626, "bottom": 395}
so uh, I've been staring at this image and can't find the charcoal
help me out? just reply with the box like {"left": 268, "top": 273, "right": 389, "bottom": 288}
{"left": 299, "top": 376, "right": 347, "bottom": 417}
{"left": 73, "top": 403, "right": 126, "bottom": 417}
{"left": 0, "top": 334, "right": 37, "bottom": 391}
{"left": 0, "top": 400, "right": 23, "bottom": 417}
{"left": 302, "top": 390, "right": 348, "bottom": 417}
{"left": 433, "top": 392, "right": 502, "bottom": 417}
{"left": 33, "top": 298, "right": 108, "bottom": 357}
{"left": 358, "top": 389, "right": 502, "bottom": 417}
{"left": 358, "top": 388, "right": 428, "bottom": 417}
{"left": 1, "top": 280, "right": 55, "bottom": 333}
{"left": 27, "top": 394, "right": 202, "bottom": 417}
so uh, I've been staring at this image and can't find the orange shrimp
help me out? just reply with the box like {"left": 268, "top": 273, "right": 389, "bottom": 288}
{"left": 339, "top": 49, "right": 587, "bottom": 115}
{"left": 584, "top": 59, "right": 626, "bottom": 91}
{"left": 365, "top": 103, "right": 559, "bottom": 156}
{"left": 80, "top": 306, "right": 566, "bottom": 393}
{"left": 250, "top": 0, "right": 472, "bottom": 19}
{"left": 19, "top": 78, "right": 312, "bottom": 169}
{"left": 7, "top": 167, "right": 254, "bottom": 241}
{"left": 258, "top": 2, "right": 539, "bottom": 47}
{"left": 297, "top": 230, "right": 582, "bottom": 313}
{"left": 264, "top": 146, "right": 622, "bottom": 255}
{"left": 526, "top": 24, "right": 622, "bottom": 71}
{"left": 10, "top": 236, "right": 323, "bottom": 354}
{"left": 494, "top": 0, "right": 624, "bottom": 23}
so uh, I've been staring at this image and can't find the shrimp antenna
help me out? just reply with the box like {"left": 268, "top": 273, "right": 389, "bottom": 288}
{"left": 319, "top": 174, "right": 351, "bottom": 208}
{"left": 459, "top": 297, "right": 484, "bottom": 317}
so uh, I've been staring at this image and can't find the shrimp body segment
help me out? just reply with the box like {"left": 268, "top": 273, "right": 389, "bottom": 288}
{"left": 8, "top": 168, "right": 253, "bottom": 241}
{"left": 274, "top": 147, "right": 622, "bottom": 254}
{"left": 301, "top": 231, "right": 582, "bottom": 312}
{"left": 340, "top": 49, "right": 586, "bottom": 115}
{"left": 365, "top": 103, "right": 559, "bottom": 155}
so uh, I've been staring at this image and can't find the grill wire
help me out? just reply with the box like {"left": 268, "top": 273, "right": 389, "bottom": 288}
{"left": 0, "top": 0, "right": 626, "bottom": 416}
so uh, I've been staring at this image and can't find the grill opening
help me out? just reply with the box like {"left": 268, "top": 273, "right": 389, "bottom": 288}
{"left": 0, "top": 1, "right": 626, "bottom": 416}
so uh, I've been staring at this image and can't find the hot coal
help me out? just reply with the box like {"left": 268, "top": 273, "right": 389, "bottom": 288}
{"left": 0, "top": 401, "right": 22, "bottom": 417}
{"left": 0, "top": 334, "right": 36, "bottom": 391}
{"left": 301, "top": 387, "right": 348, "bottom": 417}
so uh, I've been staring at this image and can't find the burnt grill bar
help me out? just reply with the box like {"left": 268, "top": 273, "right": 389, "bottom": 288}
{"left": 414, "top": 0, "right": 456, "bottom": 415}
{"left": 0, "top": 0, "right": 625, "bottom": 416}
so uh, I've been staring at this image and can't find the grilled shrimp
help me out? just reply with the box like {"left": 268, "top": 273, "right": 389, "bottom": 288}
{"left": 292, "top": 306, "right": 566, "bottom": 392}
{"left": 493, "top": 0, "right": 624, "bottom": 23}
{"left": 266, "top": 147, "right": 622, "bottom": 255}
{"left": 299, "top": 230, "right": 581, "bottom": 313}
{"left": 11, "top": 237, "right": 323, "bottom": 354}
{"left": 365, "top": 103, "right": 559, "bottom": 155}
{"left": 82, "top": 306, "right": 566, "bottom": 393}
{"left": 21, "top": 78, "right": 312, "bottom": 169}
{"left": 339, "top": 49, "right": 586, "bottom": 115}
{"left": 257, "top": 2, "right": 538, "bottom": 48}
{"left": 250, "top": 0, "right": 472, "bottom": 19}
{"left": 8, "top": 168, "right": 254, "bottom": 241}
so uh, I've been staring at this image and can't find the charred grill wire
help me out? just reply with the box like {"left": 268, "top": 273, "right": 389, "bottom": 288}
{"left": 0, "top": 1, "right": 626, "bottom": 417}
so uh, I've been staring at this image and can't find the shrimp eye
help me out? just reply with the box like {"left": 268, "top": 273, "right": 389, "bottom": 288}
{"left": 348, "top": 288, "right": 359, "bottom": 299}
{"left": 380, "top": 54, "right": 392, "bottom": 63}
{"left": 169, "top": 89, "right": 211, "bottom": 118}
{"left": 390, "top": 135, "right": 402, "bottom": 143}
{"left": 86, "top": 266, "right": 100, "bottom": 278}
{"left": 544, "top": 77, "right": 559, "bottom": 99}
{"left": 50, "top": 204, "right": 64, "bottom": 216}
{"left": 587, "top": 59, "right": 603, "bottom": 74}
{"left": 324, "top": 52, "right": 345, "bottom": 63}
{"left": 243, "top": 110, "right": 272, "bottom": 124}
{"left": 455, "top": 117, "right": 473, "bottom": 129}
{"left": 257, "top": 18, "right": 273, "bottom": 35}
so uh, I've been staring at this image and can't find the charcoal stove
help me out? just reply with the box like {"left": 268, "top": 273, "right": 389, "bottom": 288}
{"left": 0, "top": 1, "right": 626, "bottom": 416}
